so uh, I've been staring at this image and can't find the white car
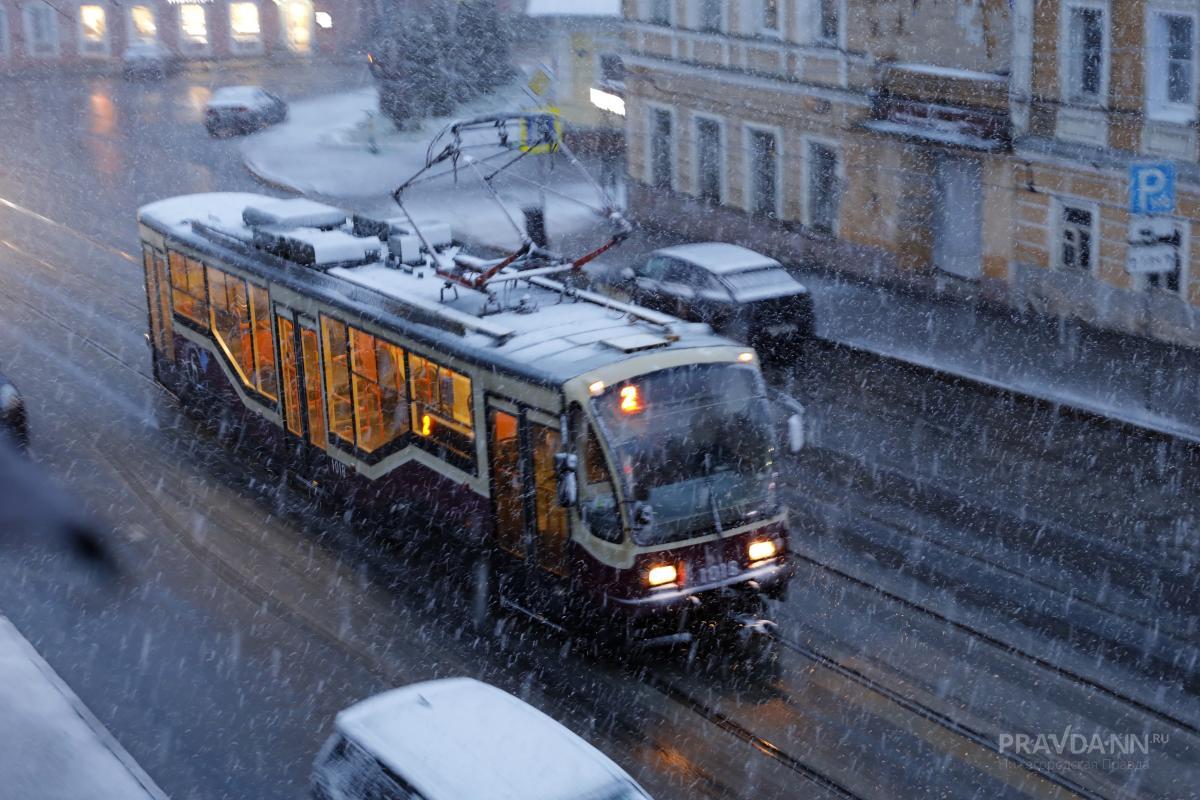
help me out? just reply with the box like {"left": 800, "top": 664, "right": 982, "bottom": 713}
{"left": 204, "top": 85, "right": 287, "bottom": 137}
{"left": 312, "top": 678, "right": 654, "bottom": 800}
{"left": 121, "top": 41, "right": 179, "bottom": 79}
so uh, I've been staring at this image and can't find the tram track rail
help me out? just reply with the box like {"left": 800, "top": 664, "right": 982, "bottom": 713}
{"left": 789, "top": 548, "right": 1200, "bottom": 740}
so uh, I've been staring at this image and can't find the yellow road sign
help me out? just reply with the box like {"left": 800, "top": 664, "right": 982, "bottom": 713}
{"left": 520, "top": 108, "right": 562, "bottom": 154}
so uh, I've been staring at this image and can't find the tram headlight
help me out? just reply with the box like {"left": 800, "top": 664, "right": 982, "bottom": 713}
{"left": 747, "top": 539, "right": 777, "bottom": 563}
{"left": 645, "top": 563, "right": 678, "bottom": 588}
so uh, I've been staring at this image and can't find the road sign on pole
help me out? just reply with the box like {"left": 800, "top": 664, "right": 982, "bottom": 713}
{"left": 1129, "top": 162, "right": 1176, "bottom": 215}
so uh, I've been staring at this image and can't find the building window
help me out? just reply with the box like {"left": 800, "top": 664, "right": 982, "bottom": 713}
{"left": 168, "top": 251, "right": 209, "bottom": 329}
{"left": 1148, "top": 12, "right": 1196, "bottom": 121}
{"left": 695, "top": 117, "right": 722, "bottom": 203}
{"left": 807, "top": 141, "right": 840, "bottom": 235}
{"left": 1140, "top": 221, "right": 1188, "bottom": 296}
{"left": 1057, "top": 202, "right": 1096, "bottom": 273}
{"left": 128, "top": 5, "right": 157, "bottom": 45}
{"left": 1064, "top": 4, "right": 1106, "bottom": 103}
{"left": 22, "top": 4, "right": 58, "bottom": 57}
{"left": 700, "top": 0, "right": 722, "bottom": 32}
{"left": 78, "top": 5, "right": 108, "bottom": 56}
{"left": 281, "top": 0, "right": 313, "bottom": 52}
{"left": 229, "top": 2, "right": 262, "bottom": 53}
{"left": 649, "top": 108, "right": 673, "bottom": 189}
{"left": 178, "top": 4, "right": 209, "bottom": 53}
{"left": 761, "top": 0, "right": 779, "bottom": 33}
{"left": 409, "top": 353, "right": 474, "bottom": 469}
{"left": 819, "top": 0, "right": 840, "bottom": 44}
{"left": 599, "top": 53, "right": 624, "bottom": 84}
{"left": 649, "top": 0, "right": 671, "bottom": 26}
{"left": 0, "top": 9, "right": 10, "bottom": 58}
{"left": 748, "top": 128, "right": 778, "bottom": 218}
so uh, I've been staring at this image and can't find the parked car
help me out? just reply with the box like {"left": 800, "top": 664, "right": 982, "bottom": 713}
{"left": 312, "top": 678, "right": 654, "bottom": 800}
{"left": 0, "top": 370, "right": 28, "bottom": 450}
{"left": 121, "top": 42, "right": 179, "bottom": 79}
{"left": 618, "top": 242, "right": 815, "bottom": 362}
{"left": 204, "top": 86, "right": 287, "bottom": 137}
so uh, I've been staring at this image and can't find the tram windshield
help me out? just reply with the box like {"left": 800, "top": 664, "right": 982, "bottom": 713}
{"left": 591, "top": 363, "right": 776, "bottom": 546}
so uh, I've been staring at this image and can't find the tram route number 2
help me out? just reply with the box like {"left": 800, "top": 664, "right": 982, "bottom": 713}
{"left": 696, "top": 560, "right": 740, "bottom": 585}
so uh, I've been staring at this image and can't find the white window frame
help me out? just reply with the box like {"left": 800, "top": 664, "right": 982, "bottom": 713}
{"left": 176, "top": 3, "right": 211, "bottom": 55}
{"left": 1146, "top": 6, "right": 1198, "bottom": 123}
{"left": 695, "top": 0, "right": 724, "bottom": 33}
{"left": 76, "top": 3, "right": 110, "bottom": 58}
{"left": 1059, "top": 0, "right": 1110, "bottom": 106}
{"left": 0, "top": 8, "right": 9, "bottom": 58}
{"left": 646, "top": 103, "right": 677, "bottom": 191}
{"left": 22, "top": 4, "right": 59, "bottom": 58}
{"left": 126, "top": 4, "right": 157, "bottom": 46}
{"left": 691, "top": 113, "right": 726, "bottom": 204}
{"left": 815, "top": 0, "right": 844, "bottom": 47}
{"left": 646, "top": 0, "right": 672, "bottom": 26}
{"left": 228, "top": 1, "right": 264, "bottom": 55}
{"left": 759, "top": 0, "right": 782, "bottom": 37}
{"left": 1137, "top": 217, "right": 1190, "bottom": 297}
{"left": 743, "top": 122, "right": 783, "bottom": 220}
{"left": 802, "top": 135, "right": 843, "bottom": 236}
{"left": 1052, "top": 196, "right": 1101, "bottom": 276}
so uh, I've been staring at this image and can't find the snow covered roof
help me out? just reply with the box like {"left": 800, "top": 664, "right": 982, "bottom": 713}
{"left": 526, "top": 0, "right": 620, "bottom": 17}
{"left": 138, "top": 193, "right": 740, "bottom": 387}
{"left": 654, "top": 242, "right": 782, "bottom": 275}
{"left": 335, "top": 679, "right": 644, "bottom": 800}
{"left": 207, "top": 86, "right": 269, "bottom": 108}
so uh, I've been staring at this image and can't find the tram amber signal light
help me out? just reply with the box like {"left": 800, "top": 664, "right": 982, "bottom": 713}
{"left": 747, "top": 539, "right": 777, "bottom": 563}
{"left": 619, "top": 385, "right": 642, "bottom": 414}
{"left": 420, "top": 414, "right": 433, "bottom": 436}
{"left": 646, "top": 563, "right": 678, "bottom": 588}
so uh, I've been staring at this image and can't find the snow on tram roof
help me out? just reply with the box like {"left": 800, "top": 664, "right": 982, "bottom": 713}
{"left": 138, "top": 193, "right": 739, "bottom": 386}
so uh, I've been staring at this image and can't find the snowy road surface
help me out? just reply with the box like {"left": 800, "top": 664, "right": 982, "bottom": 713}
{"left": 0, "top": 64, "right": 1194, "bottom": 800}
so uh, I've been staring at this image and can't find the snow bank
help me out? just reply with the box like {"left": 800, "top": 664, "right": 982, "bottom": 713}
{"left": 0, "top": 616, "right": 167, "bottom": 800}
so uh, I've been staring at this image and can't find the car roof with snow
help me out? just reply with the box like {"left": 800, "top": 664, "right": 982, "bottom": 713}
{"left": 653, "top": 242, "right": 783, "bottom": 275}
{"left": 138, "top": 193, "right": 742, "bottom": 388}
{"left": 335, "top": 679, "right": 649, "bottom": 800}
{"left": 207, "top": 86, "right": 270, "bottom": 107}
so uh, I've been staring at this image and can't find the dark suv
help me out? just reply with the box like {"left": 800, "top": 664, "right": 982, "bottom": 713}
{"left": 619, "top": 243, "right": 814, "bottom": 361}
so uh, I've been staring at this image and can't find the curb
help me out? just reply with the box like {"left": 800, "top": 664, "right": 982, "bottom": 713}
{"left": 0, "top": 616, "right": 170, "bottom": 800}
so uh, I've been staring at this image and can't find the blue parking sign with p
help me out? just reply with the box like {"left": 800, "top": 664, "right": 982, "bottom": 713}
{"left": 1129, "top": 163, "right": 1175, "bottom": 215}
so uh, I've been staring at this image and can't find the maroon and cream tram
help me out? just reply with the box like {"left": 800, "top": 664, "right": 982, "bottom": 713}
{"left": 137, "top": 190, "right": 796, "bottom": 651}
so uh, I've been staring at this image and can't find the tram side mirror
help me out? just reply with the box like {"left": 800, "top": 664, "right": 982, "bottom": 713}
{"left": 787, "top": 412, "right": 805, "bottom": 453}
{"left": 554, "top": 452, "right": 578, "bottom": 508}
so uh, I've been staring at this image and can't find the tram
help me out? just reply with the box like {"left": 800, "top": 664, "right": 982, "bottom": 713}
{"left": 136, "top": 116, "right": 797, "bottom": 655}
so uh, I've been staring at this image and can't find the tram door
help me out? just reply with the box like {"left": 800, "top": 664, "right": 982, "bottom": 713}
{"left": 142, "top": 245, "right": 173, "bottom": 376}
{"left": 276, "top": 309, "right": 328, "bottom": 481}
{"left": 488, "top": 402, "right": 570, "bottom": 612}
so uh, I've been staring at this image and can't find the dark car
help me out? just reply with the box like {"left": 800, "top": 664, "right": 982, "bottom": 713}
{"left": 0, "top": 371, "right": 28, "bottom": 450}
{"left": 204, "top": 86, "right": 288, "bottom": 137}
{"left": 619, "top": 243, "right": 815, "bottom": 361}
{"left": 121, "top": 41, "right": 180, "bottom": 79}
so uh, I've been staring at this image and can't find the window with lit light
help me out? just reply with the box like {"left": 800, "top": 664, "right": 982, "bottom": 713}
{"left": 283, "top": 0, "right": 312, "bottom": 52}
{"left": 78, "top": 5, "right": 107, "bottom": 55}
{"left": 409, "top": 353, "right": 474, "bottom": 470}
{"left": 178, "top": 4, "right": 208, "bottom": 50}
{"left": 229, "top": 2, "right": 261, "bottom": 51}
{"left": 129, "top": 5, "right": 156, "bottom": 44}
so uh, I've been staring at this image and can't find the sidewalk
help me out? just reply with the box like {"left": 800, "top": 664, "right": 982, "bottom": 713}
{"left": 0, "top": 615, "right": 167, "bottom": 800}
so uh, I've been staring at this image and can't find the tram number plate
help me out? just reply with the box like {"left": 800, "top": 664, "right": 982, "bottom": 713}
{"left": 696, "top": 560, "right": 740, "bottom": 585}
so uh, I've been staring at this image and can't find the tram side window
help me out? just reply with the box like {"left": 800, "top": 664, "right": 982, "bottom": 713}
{"left": 249, "top": 285, "right": 277, "bottom": 401}
{"left": 409, "top": 353, "right": 475, "bottom": 467}
{"left": 207, "top": 266, "right": 255, "bottom": 385}
{"left": 320, "top": 315, "right": 355, "bottom": 447}
{"left": 168, "top": 251, "right": 208, "bottom": 329}
{"left": 349, "top": 327, "right": 409, "bottom": 453}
